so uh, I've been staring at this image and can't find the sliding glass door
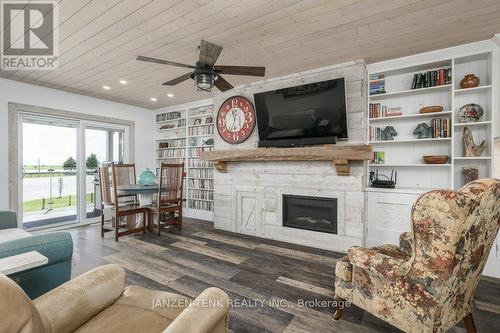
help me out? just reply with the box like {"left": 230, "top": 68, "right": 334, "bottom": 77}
{"left": 19, "top": 114, "right": 129, "bottom": 228}
{"left": 21, "top": 116, "right": 79, "bottom": 228}
{"left": 84, "top": 126, "right": 125, "bottom": 219}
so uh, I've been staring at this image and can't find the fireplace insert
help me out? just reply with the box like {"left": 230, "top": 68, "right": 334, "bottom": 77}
{"left": 282, "top": 194, "right": 337, "bottom": 234}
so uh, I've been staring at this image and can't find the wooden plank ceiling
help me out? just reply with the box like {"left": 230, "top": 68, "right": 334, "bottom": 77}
{"left": 1, "top": 0, "right": 500, "bottom": 110}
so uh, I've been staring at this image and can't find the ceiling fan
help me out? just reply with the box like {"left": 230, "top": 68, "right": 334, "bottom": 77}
{"left": 137, "top": 40, "right": 266, "bottom": 92}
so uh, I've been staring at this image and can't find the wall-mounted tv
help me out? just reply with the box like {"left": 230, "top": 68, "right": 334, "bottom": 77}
{"left": 253, "top": 78, "right": 347, "bottom": 147}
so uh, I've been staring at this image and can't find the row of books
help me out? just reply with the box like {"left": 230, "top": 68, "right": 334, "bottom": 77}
{"left": 189, "top": 159, "right": 212, "bottom": 168}
{"left": 369, "top": 126, "right": 388, "bottom": 141}
{"left": 188, "top": 125, "right": 214, "bottom": 136}
{"left": 429, "top": 118, "right": 451, "bottom": 138}
{"left": 188, "top": 200, "right": 213, "bottom": 211}
{"left": 411, "top": 68, "right": 451, "bottom": 89}
{"left": 372, "top": 151, "right": 385, "bottom": 164}
{"left": 189, "top": 189, "right": 214, "bottom": 201}
{"left": 188, "top": 178, "right": 213, "bottom": 189}
{"left": 369, "top": 74, "right": 385, "bottom": 95}
{"left": 369, "top": 104, "right": 403, "bottom": 118}
{"left": 189, "top": 147, "right": 213, "bottom": 158}
{"left": 156, "top": 111, "right": 182, "bottom": 122}
{"left": 157, "top": 149, "right": 185, "bottom": 158}
{"left": 188, "top": 168, "right": 214, "bottom": 178}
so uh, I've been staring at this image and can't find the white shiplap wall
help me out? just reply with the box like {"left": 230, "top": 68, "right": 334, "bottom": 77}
{"left": 211, "top": 60, "right": 367, "bottom": 253}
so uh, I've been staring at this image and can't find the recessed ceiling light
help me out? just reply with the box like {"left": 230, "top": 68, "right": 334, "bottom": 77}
{"left": 150, "top": 97, "right": 158, "bottom": 102}
{"left": 102, "top": 85, "right": 111, "bottom": 90}
{"left": 119, "top": 80, "right": 127, "bottom": 85}
{"left": 167, "top": 93, "right": 174, "bottom": 98}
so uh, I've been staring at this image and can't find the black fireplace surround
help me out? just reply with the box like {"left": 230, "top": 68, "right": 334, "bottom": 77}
{"left": 282, "top": 194, "right": 337, "bottom": 234}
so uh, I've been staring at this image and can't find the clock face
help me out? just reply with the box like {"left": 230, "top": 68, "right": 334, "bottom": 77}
{"left": 217, "top": 96, "right": 256, "bottom": 144}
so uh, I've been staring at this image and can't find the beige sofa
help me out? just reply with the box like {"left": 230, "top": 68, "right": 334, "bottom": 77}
{"left": 0, "top": 264, "right": 229, "bottom": 333}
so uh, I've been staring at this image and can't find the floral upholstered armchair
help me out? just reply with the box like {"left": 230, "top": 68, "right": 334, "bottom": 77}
{"left": 334, "top": 178, "right": 500, "bottom": 333}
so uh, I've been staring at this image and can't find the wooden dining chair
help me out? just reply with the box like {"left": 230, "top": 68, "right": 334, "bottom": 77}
{"left": 151, "top": 163, "right": 185, "bottom": 235}
{"left": 98, "top": 163, "right": 148, "bottom": 241}
{"left": 98, "top": 163, "right": 114, "bottom": 238}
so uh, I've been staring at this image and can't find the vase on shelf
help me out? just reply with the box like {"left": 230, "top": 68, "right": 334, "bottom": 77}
{"left": 459, "top": 74, "right": 480, "bottom": 89}
{"left": 462, "top": 167, "right": 479, "bottom": 186}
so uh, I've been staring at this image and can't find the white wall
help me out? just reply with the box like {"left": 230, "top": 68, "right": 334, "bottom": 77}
{"left": 0, "top": 78, "right": 155, "bottom": 211}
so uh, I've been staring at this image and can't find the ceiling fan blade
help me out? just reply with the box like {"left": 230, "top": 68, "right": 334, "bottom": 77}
{"left": 214, "top": 65, "right": 265, "bottom": 77}
{"left": 199, "top": 40, "right": 223, "bottom": 66}
{"left": 162, "top": 72, "right": 193, "bottom": 85}
{"left": 137, "top": 56, "right": 195, "bottom": 69}
{"left": 214, "top": 75, "right": 233, "bottom": 92}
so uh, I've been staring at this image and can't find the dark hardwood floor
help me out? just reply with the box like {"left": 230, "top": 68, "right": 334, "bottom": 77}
{"left": 69, "top": 218, "right": 500, "bottom": 333}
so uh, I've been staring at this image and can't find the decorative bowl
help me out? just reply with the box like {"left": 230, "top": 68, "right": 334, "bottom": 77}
{"left": 138, "top": 168, "right": 157, "bottom": 186}
{"left": 458, "top": 103, "right": 483, "bottom": 123}
{"left": 423, "top": 155, "right": 449, "bottom": 164}
{"left": 419, "top": 105, "right": 443, "bottom": 114}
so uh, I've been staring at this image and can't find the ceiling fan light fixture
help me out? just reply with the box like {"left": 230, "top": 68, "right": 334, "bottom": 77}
{"left": 195, "top": 73, "right": 214, "bottom": 92}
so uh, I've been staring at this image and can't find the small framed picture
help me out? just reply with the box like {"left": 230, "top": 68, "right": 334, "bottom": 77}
{"left": 193, "top": 118, "right": 202, "bottom": 125}
{"left": 205, "top": 117, "right": 213, "bottom": 124}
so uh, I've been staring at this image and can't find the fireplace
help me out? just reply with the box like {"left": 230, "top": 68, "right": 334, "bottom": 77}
{"left": 282, "top": 195, "right": 337, "bottom": 234}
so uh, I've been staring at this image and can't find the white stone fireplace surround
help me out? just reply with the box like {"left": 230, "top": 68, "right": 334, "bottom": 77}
{"left": 212, "top": 60, "right": 367, "bottom": 253}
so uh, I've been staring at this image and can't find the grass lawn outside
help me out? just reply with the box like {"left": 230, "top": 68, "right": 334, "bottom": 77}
{"left": 23, "top": 193, "right": 94, "bottom": 212}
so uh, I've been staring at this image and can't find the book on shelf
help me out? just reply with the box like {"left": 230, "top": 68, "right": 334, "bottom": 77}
{"left": 156, "top": 111, "right": 182, "bottom": 122}
{"left": 372, "top": 151, "right": 385, "bottom": 164}
{"left": 189, "top": 189, "right": 214, "bottom": 201}
{"left": 369, "top": 126, "right": 384, "bottom": 141}
{"left": 430, "top": 118, "right": 451, "bottom": 138}
{"left": 188, "top": 168, "right": 214, "bottom": 179}
{"left": 157, "top": 148, "right": 186, "bottom": 158}
{"left": 188, "top": 178, "right": 214, "bottom": 190}
{"left": 411, "top": 68, "right": 451, "bottom": 90}
{"left": 369, "top": 74, "right": 386, "bottom": 95}
{"left": 369, "top": 104, "right": 403, "bottom": 118}
{"left": 188, "top": 125, "right": 214, "bottom": 136}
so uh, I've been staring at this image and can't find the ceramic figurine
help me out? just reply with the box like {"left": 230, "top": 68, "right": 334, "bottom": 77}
{"left": 413, "top": 123, "right": 431, "bottom": 139}
{"left": 381, "top": 126, "right": 398, "bottom": 140}
{"left": 460, "top": 74, "right": 480, "bottom": 89}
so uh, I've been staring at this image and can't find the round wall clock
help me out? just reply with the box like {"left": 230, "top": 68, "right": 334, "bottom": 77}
{"left": 217, "top": 96, "right": 256, "bottom": 144}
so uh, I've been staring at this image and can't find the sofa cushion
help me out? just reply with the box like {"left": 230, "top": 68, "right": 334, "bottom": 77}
{"left": 0, "top": 229, "right": 32, "bottom": 245}
{"left": 73, "top": 285, "right": 191, "bottom": 333}
{"left": 74, "top": 303, "right": 173, "bottom": 333}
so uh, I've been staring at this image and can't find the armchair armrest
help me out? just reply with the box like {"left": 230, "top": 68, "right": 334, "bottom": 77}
{"left": 164, "top": 287, "right": 229, "bottom": 333}
{"left": 0, "top": 211, "right": 17, "bottom": 230}
{"left": 33, "top": 264, "right": 125, "bottom": 333}
{"left": 399, "top": 232, "right": 413, "bottom": 255}
{"left": 0, "top": 232, "right": 73, "bottom": 265}
{"left": 348, "top": 246, "right": 410, "bottom": 279}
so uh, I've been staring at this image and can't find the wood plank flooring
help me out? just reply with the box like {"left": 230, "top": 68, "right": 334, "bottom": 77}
{"left": 70, "top": 218, "right": 500, "bottom": 333}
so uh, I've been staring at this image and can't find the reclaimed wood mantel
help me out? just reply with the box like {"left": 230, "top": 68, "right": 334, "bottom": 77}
{"left": 199, "top": 144, "right": 373, "bottom": 176}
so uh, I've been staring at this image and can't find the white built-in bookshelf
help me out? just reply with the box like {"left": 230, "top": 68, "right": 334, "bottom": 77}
{"left": 367, "top": 51, "right": 495, "bottom": 192}
{"left": 155, "top": 101, "right": 215, "bottom": 221}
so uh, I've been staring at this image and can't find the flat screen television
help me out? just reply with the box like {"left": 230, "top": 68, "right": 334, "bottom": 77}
{"left": 253, "top": 78, "right": 347, "bottom": 147}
